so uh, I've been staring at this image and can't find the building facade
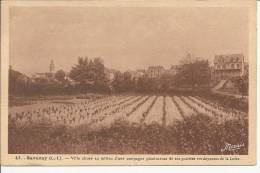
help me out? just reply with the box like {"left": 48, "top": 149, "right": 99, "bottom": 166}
{"left": 31, "top": 60, "right": 56, "bottom": 81}
{"left": 127, "top": 70, "right": 145, "bottom": 81}
{"left": 147, "top": 66, "right": 165, "bottom": 78}
{"left": 213, "top": 54, "right": 245, "bottom": 80}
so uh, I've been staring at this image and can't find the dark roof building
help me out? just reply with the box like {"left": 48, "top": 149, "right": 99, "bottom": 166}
{"left": 213, "top": 54, "right": 245, "bottom": 80}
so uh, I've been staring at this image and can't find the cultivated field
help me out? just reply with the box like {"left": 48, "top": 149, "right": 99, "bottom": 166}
{"left": 8, "top": 94, "right": 248, "bottom": 155}
{"left": 9, "top": 94, "right": 246, "bottom": 128}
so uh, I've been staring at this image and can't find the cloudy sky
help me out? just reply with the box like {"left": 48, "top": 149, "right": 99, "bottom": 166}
{"left": 10, "top": 6, "right": 248, "bottom": 75}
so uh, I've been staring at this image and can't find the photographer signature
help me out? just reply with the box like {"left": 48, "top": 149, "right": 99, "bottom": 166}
{"left": 221, "top": 142, "right": 244, "bottom": 152}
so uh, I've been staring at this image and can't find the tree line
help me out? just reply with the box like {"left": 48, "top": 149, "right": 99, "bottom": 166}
{"left": 9, "top": 56, "right": 247, "bottom": 96}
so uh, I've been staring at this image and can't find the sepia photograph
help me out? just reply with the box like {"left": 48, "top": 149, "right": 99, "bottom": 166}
{"left": 1, "top": 0, "right": 257, "bottom": 165}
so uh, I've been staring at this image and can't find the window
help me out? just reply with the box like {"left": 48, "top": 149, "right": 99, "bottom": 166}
{"left": 231, "top": 64, "right": 234, "bottom": 68}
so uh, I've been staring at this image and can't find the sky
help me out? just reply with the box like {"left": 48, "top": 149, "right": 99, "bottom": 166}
{"left": 9, "top": 6, "right": 249, "bottom": 75}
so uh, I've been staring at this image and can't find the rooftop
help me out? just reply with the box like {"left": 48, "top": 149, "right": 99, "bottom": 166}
{"left": 214, "top": 54, "right": 244, "bottom": 63}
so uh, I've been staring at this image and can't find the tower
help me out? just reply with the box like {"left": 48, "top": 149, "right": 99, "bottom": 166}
{"left": 50, "top": 60, "right": 55, "bottom": 73}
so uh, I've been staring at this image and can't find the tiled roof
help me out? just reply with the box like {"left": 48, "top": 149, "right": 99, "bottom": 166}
{"left": 214, "top": 54, "right": 244, "bottom": 63}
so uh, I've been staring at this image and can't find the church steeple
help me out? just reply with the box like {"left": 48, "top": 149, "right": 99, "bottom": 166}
{"left": 50, "top": 60, "right": 55, "bottom": 73}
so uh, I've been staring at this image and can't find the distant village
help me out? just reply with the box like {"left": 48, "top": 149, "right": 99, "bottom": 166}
{"left": 25, "top": 53, "right": 248, "bottom": 82}
{"left": 10, "top": 52, "right": 249, "bottom": 96}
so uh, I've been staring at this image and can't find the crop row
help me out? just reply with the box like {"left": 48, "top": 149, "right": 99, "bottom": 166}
{"left": 9, "top": 95, "right": 247, "bottom": 128}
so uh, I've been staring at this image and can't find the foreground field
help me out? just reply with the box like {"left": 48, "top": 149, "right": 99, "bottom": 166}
{"left": 9, "top": 94, "right": 248, "bottom": 154}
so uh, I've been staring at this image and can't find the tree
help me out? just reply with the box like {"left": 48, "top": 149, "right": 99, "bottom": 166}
{"left": 9, "top": 68, "right": 30, "bottom": 95}
{"left": 158, "top": 73, "right": 175, "bottom": 91}
{"left": 55, "top": 69, "right": 66, "bottom": 82}
{"left": 175, "top": 60, "right": 211, "bottom": 89}
{"left": 122, "top": 72, "right": 135, "bottom": 91}
{"left": 232, "top": 75, "right": 248, "bottom": 97}
{"left": 112, "top": 71, "right": 124, "bottom": 92}
{"left": 135, "top": 75, "right": 156, "bottom": 92}
{"left": 69, "top": 57, "right": 90, "bottom": 83}
{"left": 93, "top": 57, "right": 106, "bottom": 86}
{"left": 69, "top": 56, "right": 107, "bottom": 91}
{"left": 111, "top": 71, "right": 138, "bottom": 92}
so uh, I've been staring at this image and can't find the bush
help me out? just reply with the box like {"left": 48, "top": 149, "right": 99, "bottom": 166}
{"left": 200, "top": 92, "right": 248, "bottom": 113}
{"left": 171, "top": 114, "right": 248, "bottom": 155}
{"left": 8, "top": 115, "right": 248, "bottom": 155}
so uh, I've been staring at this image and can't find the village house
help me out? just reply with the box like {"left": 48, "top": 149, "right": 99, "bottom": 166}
{"left": 126, "top": 69, "right": 146, "bottom": 81}
{"left": 147, "top": 66, "right": 165, "bottom": 78}
{"left": 213, "top": 54, "right": 246, "bottom": 80}
{"left": 104, "top": 68, "right": 116, "bottom": 82}
{"left": 31, "top": 60, "right": 56, "bottom": 82}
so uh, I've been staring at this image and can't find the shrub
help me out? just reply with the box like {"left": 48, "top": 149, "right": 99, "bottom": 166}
{"left": 8, "top": 115, "right": 248, "bottom": 155}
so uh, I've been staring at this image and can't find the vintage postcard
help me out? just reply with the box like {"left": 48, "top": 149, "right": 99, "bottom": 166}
{"left": 0, "top": 0, "right": 257, "bottom": 165}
